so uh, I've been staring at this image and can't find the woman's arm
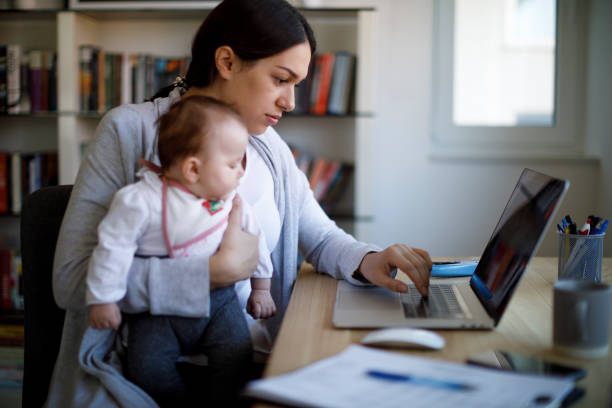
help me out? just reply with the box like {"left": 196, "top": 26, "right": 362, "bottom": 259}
{"left": 271, "top": 133, "right": 431, "bottom": 294}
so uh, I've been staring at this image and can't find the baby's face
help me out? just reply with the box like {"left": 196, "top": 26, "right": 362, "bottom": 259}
{"left": 196, "top": 116, "right": 248, "bottom": 201}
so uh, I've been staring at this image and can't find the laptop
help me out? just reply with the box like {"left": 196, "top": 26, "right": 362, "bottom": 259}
{"left": 333, "top": 168, "right": 569, "bottom": 329}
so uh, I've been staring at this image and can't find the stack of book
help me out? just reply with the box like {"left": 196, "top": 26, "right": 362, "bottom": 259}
{"left": 291, "top": 146, "right": 353, "bottom": 214}
{"left": 0, "top": 44, "right": 57, "bottom": 114}
{"left": 293, "top": 51, "right": 356, "bottom": 116}
{"left": 79, "top": 45, "right": 190, "bottom": 113}
{"left": 0, "top": 151, "right": 58, "bottom": 215}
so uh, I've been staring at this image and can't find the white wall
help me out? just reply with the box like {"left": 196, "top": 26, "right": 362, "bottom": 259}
{"left": 322, "top": 0, "right": 610, "bottom": 257}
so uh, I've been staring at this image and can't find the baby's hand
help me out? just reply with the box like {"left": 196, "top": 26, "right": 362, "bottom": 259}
{"left": 247, "top": 290, "right": 276, "bottom": 320}
{"left": 89, "top": 303, "right": 122, "bottom": 330}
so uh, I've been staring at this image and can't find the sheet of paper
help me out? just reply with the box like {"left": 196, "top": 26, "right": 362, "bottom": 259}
{"left": 244, "top": 345, "right": 574, "bottom": 408}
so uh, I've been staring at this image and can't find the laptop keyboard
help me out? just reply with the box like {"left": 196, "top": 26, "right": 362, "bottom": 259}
{"left": 401, "top": 284, "right": 466, "bottom": 318}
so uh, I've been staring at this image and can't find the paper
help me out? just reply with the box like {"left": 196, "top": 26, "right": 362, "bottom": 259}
{"left": 244, "top": 345, "right": 574, "bottom": 408}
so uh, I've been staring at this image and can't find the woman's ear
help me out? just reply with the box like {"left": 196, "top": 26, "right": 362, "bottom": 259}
{"left": 215, "top": 45, "right": 239, "bottom": 80}
{"left": 182, "top": 156, "right": 201, "bottom": 184}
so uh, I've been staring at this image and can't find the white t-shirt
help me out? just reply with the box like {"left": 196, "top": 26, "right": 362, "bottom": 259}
{"left": 235, "top": 141, "right": 281, "bottom": 355}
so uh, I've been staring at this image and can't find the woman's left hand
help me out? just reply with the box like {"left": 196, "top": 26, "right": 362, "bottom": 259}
{"left": 358, "top": 245, "right": 432, "bottom": 297}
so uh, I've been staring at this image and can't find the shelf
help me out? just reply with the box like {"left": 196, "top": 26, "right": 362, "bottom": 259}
{"left": 0, "top": 112, "right": 60, "bottom": 118}
{"left": 0, "top": 5, "right": 378, "bottom": 241}
{"left": 0, "top": 9, "right": 60, "bottom": 19}
{"left": 0, "top": 310, "right": 23, "bottom": 325}
{"left": 0, "top": 111, "right": 375, "bottom": 119}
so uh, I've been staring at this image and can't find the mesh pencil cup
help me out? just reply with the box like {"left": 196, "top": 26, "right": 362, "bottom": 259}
{"left": 557, "top": 232, "right": 605, "bottom": 282}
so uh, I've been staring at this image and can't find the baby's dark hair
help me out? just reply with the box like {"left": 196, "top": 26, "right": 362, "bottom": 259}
{"left": 157, "top": 95, "right": 244, "bottom": 171}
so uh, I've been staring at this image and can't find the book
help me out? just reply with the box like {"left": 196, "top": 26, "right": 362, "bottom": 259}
{"left": 11, "top": 255, "right": 23, "bottom": 311}
{"left": 133, "top": 54, "right": 146, "bottom": 104}
{"left": 28, "top": 50, "right": 43, "bottom": 113}
{"left": 121, "top": 52, "right": 132, "bottom": 106}
{"left": 10, "top": 153, "right": 20, "bottom": 215}
{"left": 104, "top": 52, "right": 113, "bottom": 111}
{"left": 47, "top": 51, "right": 57, "bottom": 111}
{"left": 313, "top": 160, "right": 341, "bottom": 202}
{"left": 0, "top": 346, "right": 23, "bottom": 388}
{"left": 18, "top": 52, "right": 30, "bottom": 113}
{"left": 41, "top": 50, "right": 54, "bottom": 111}
{"left": 327, "top": 52, "right": 356, "bottom": 115}
{"left": 0, "top": 323, "right": 23, "bottom": 347}
{"left": 79, "top": 45, "right": 93, "bottom": 112}
{"left": 113, "top": 53, "right": 122, "bottom": 107}
{"left": 0, "top": 45, "right": 7, "bottom": 113}
{"left": 293, "top": 57, "right": 315, "bottom": 114}
{"left": 89, "top": 47, "right": 99, "bottom": 112}
{"left": 0, "top": 153, "right": 8, "bottom": 213}
{"left": 6, "top": 45, "right": 21, "bottom": 114}
{"left": 308, "top": 157, "right": 328, "bottom": 191}
{"left": 0, "top": 250, "right": 13, "bottom": 311}
{"left": 321, "top": 164, "right": 353, "bottom": 213}
{"left": 311, "top": 52, "right": 335, "bottom": 115}
{"left": 97, "top": 49, "right": 105, "bottom": 113}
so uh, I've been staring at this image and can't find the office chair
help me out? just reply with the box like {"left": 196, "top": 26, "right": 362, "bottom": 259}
{"left": 20, "top": 185, "right": 72, "bottom": 408}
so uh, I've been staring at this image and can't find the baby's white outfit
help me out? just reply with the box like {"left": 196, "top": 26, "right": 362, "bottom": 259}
{"left": 86, "top": 169, "right": 272, "bottom": 305}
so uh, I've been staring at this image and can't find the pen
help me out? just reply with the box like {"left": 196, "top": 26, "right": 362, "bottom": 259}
{"left": 590, "top": 216, "right": 601, "bottom": 231}
{"left": 593, "top": 219, "right": 609, "bottom": 235}
{"left": 366, "top": 370, "right": 475, "bottom": 391}
{"left": 579, "top": 223, "right": 590, "bottom": 235}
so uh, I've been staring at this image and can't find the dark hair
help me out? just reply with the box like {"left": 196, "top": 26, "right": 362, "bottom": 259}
{"left": 151, "top": 0, "right": 316, "bottom": 99}
{"left": 157, "top": 95, "right": 244, "bottom": 171}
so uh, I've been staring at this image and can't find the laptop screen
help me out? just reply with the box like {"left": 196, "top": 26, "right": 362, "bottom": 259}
{"left": 470, "top": 168, "right": 569, "bottom": 324}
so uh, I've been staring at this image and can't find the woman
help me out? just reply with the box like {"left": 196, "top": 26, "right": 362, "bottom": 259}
{"left": 49, "top": 0, "right": 432, "bottom": 406}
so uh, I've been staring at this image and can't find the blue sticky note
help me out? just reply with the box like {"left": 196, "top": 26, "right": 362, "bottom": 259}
{"left": 431, "top": 259, "right": 478, "bottom": 277}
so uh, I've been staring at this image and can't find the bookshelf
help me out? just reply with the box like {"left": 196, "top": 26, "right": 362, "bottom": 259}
{"left": 1, "top": 5, "right": 377, "bottom": 244}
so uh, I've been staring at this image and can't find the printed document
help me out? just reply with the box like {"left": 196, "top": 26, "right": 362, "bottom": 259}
{"left": 244, "top": 345, "right": 574, "bottom": 408}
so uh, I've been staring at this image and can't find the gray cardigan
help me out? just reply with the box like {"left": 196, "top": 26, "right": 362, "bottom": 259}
{"left": 47, "top": 89, "right": 379, "bottom": 407}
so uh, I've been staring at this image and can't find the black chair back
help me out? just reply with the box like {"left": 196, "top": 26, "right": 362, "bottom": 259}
{"left": 20, "top": 185, "right": 72, "bottom": 408}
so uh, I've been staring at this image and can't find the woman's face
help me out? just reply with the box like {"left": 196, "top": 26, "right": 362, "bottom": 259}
{"left": 227, "top": 42, "right": 311, "bottom": 135}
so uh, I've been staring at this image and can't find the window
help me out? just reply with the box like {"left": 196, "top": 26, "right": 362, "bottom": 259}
{"left": 431, "top": 0, "right": 587, "bottom": 157}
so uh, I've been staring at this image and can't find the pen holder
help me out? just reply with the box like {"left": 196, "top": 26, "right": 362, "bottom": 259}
{"left": 557, "top": 232, "right": 605, "bottom": 282}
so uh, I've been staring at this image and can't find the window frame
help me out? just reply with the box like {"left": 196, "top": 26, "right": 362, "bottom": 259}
{"left": 430, "top": 0, "right": 588, "bottom": 157}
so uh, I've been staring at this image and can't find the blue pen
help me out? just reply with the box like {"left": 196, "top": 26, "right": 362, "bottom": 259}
{"left": 562, "top": 219, "right": 567, "bottom": 230}
{"left": 593, "top": 219, "right": 609, "bottom": 235}
{"left": 366, "top": 370, "right": 474, "bottom": 391}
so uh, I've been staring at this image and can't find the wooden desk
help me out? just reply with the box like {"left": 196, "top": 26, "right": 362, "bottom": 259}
{"left": 263, "top": 258, "right": 612, "bottom": 407}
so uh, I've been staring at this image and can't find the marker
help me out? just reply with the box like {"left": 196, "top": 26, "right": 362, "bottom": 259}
{"left": 590, "top": 216, "right": 601, "bottom": 230}
{"left": 366, "top": 370, "right": 475, "bottom": 391}
{"left": 569, "top": 222, "right": 577, "bottom": 235}
{"left": 593, "top": 219, "right": 609, "bottom": 235}
{"left": 557, "top": 224, "right": 564, "bottom": 233}
{"left": 562, "top": 219, "right": 568, "bottom": 230}
{"left": 579, "top": 223, "right": 590, "bottom": 235}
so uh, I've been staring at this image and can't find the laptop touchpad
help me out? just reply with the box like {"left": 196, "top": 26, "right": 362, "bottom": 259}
{"left": 337, "top": 285, "right": 399, "bottom": 310}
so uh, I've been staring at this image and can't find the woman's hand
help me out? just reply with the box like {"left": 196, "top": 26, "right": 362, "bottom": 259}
{"left": 358, "top": 245, "right": 432, "bottom": 296}
{"left": 209, "top": 195, "right": 259, "bottom": 289}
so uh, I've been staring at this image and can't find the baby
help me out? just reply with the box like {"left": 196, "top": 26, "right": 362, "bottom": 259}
{"left": 86, "top": 94, "right": 275, "bottom": 329}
